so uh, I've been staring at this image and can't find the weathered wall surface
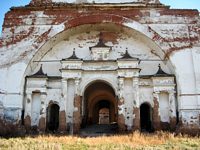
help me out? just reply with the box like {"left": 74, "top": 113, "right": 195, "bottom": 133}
{"left": 30, "top": 0, "right": 161, "bottom": 5}
{"left": 0, "top": 1, "right": 199, "bottom": 134}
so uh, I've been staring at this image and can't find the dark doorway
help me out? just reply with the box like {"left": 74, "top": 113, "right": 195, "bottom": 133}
{"left": 82, "top": 81, "right": 117, "bottom": 127}
{"left": 81, "top": 81, "right": 117, "bottom": 135}
{"left": 47, "top": 104, "right": 59, "bottom": 132}
{"left": 140, "top": 103, "right": 152, "bottom": 132}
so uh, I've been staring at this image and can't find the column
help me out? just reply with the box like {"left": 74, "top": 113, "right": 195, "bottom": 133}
{"left": 152, "top": 91, "right": 161, "bottom": 130}
{"left": 133, "top": 77, "right": 140, "bottom": 130}
{"left": 118, "top": 77, "right": 126, "bottom": 131}
{"left": 169, "top": 91, "right": 177, "bottom": 130}
{"left": 73, "top": 78, "right": 82, "bottom": 134}
{"left": 24, "top": 92, "right": 32, "bottom": 131}
{"left": 59, "top": 79, "right": 67, "bottom": 132}
{"left": 38, "top": 93, "right": 47, "bottom": 132}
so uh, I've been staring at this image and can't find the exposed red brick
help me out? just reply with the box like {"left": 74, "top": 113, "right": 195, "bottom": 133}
{"left": 165, "top": 45, "right": 192, "bottom": 59}
{"left": 3, "top": 10, "right": 32, "bottom": 28}
{"left": 38, "top": 117, "right": 46, "bottom": 132}
{"left": 0, "top": 39, "right": 3, "bottom": 48}
{"left": 159, "top": 9, "right": 199, "bottom": 17}
{"left": 101, "top": 32, "right": 119, "bottom": 44}
{"left": 35, "top": 28, "right": 52, "bottom": 44}
{"left": 133, "top": 107, "right": 140, "bottom": 130}
{"left": 118, "top": 99, "right": 126, "bottom": 132}
{"left": 24, "top": 115, "right": 31, "bottom": 132}
{"left": 73, "top": 95, "right": 82, "bottom": 134}
{"left": 152, "top": 97, "right": 161, "bottom": 130}
{"left": 30, "top": 0, "right": 52, "bottom": 6}
{"left": 170, "top": 117, "right": 176, "bottom": 131}
{"left": 2, "top": 27, "right": 34, "bottom": 47}
{"left": 65, "top": 14, "right": 124, "bottom": 29}
{"left": 58, "top": 111, "right": 67, "bottom": 132}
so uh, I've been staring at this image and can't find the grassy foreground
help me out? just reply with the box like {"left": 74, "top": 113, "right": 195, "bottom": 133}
{"left": 0, "top": 131, "right": 200, "bottom": 150}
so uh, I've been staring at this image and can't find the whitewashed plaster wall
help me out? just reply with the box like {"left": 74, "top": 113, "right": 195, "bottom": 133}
{"left": 0, "top": 5, "right": 199, "bottom": 129}
{"left": 159, "top": 92, "right": 170, "bottom": 123}
{"left": 31, "top": 93, "right": 41, "bottom": 126}
{"left": 66, "top": 79, "right": 75, "bottom": 124}
{"left": 170, "top": 49, "right": 198, "bottom": 109}
{"left": 0, "top": 26, "right": 193, "bottom": 126}
{"left": 27, "top": 30, "right": 169, "bottom": 128}
{"left": 192, "top": 46, "right": 200, "bottom": 108}
{"left": 139, "top": 86, "right": 154, "bottom": 106}
{"left": 34, "top": 30, "right": 169, "bottom": 77}
{"left": 170, "top": 48, "right": 200, "bottom": 126}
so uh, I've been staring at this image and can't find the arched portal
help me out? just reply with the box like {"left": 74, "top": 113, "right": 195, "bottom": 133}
{"left": 140, "top": 103, "right": 152, "bottom": 132}
{"left": 82, "top": 81, "right": 117, "bottom": 128}
{"left": 47, "top": 103, "right": 60, "bottom": 132}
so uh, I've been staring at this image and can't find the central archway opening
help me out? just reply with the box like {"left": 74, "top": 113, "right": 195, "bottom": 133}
{"left": 47, "top": 103, "right": 59, "bottom": 132}
{"left": 81, "top": 81, "right": 117, "bottom": 134}
{"left": 140, "top": 103, "right": 152, "bottom": 132}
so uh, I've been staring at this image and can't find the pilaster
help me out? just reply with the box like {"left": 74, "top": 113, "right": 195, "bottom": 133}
{"left": 117, "top": 77, "right": 126, "bottom": 131}
{"left": 152, "top": 91, "right": 161, "bottom": 130}
{"left": 24, "top": 93, "right": 32, "bottom": 131}
{"left": 169, "top": 91, "right": 176, "bottom": 130}
{"left": 133, "top": 77, "right": 140, "bottom": 130}
{"left": 39, "top": 93, "right": 47, "bottom": 132}
{"left": 73, "top": 78, "right": 82, "bottom": 134}
{"left": 58, "top": 79, "right": 67, "bottom": 132}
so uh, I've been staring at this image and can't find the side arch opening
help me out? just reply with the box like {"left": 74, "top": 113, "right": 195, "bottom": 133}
{"left": 47, "top": 103, "right": 60, "bottom": 132}
{"left": 140, "top": 103, "right": 153, "bottom": 132}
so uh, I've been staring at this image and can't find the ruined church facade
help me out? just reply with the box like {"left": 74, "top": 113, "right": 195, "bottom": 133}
{"left": 0, "top": 0, "right": 200, "bottom": 135}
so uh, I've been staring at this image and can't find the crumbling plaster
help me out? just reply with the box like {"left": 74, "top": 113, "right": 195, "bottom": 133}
{"left": 0, "top": 1, "right": 199, "bottom": 133}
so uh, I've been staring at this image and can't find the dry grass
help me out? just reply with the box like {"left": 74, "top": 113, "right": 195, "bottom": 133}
{"left": 0, "top": 131, "right": 200, "bottom": 150}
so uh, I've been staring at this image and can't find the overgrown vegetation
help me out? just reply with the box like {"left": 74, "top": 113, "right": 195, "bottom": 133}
{"left": 0, "top": 131, "right": 200, "bottom": 150}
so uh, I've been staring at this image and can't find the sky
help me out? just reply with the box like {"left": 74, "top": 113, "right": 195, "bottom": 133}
{"left": 0, "top": 0, "right": 200, "bottom": 35}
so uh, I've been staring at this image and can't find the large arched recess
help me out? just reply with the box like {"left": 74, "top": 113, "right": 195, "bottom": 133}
{"left": 23, "top": 14, "right": 173, "bottom": 77}
{"left": 21, "top": 14, "right": 176, "bottom": 106}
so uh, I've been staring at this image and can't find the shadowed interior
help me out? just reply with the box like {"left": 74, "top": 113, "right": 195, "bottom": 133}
{"left": 82, "top": 81, "right": 117, "bottom": 127}
{"left": 47, "top": 103, "right": 60, "bottom": 132}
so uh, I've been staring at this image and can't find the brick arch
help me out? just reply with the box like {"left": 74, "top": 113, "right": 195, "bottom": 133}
{"left": 80, "top": 78, "right": 118, "bottom": 97}
{"left": 48, "top": 100, "right": 60, "bottom": 107}
{"left": 139, "top": 101, "right": 153, "bottom": 108}
{"left": 28, "top": 13, "right": 170, "bottom": 68}
{"left": 63, "top": 14, "right": 169, "bottom": 56}
{"left": 22, "top": 14, "right": 172, "bottom": 100}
